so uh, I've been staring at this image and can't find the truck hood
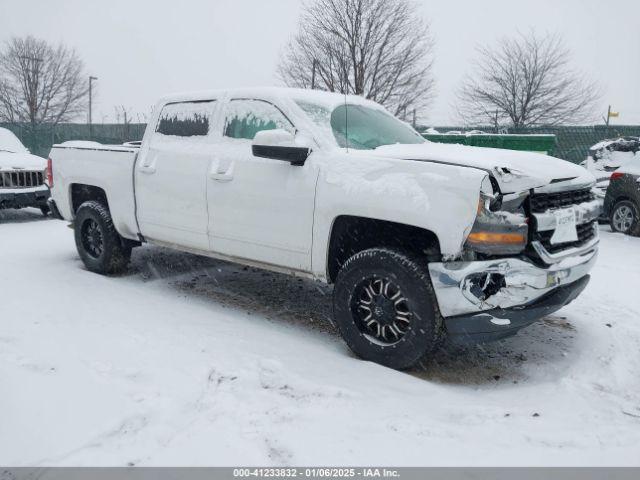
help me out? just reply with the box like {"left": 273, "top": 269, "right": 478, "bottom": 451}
{"left": 0, "top": 151, "right": 47, "bottom": 172}
{"left": 370, "top": 142, "right": 595, "bottom": 194}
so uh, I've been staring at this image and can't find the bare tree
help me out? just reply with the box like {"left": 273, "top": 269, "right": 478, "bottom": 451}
{"left": 277, "top": 0, "right": 435, "bottom": 119}
{"left": 456, "top": 32, "right": 601, "bottom": 128}
{"left": 0, "top": 36, "right": 89, "bottom": 125}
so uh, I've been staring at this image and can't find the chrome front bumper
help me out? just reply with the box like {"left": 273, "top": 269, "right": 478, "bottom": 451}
{"left": 428, "top": 240, "right": 598, "bottom": 318}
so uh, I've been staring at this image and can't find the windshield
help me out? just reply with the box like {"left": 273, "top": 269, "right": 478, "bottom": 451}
{"left": 296, "top": 101, "right": 424, "bottom": 150}
{"left": 0, "top": 128, "right": 28, "bottom": 153}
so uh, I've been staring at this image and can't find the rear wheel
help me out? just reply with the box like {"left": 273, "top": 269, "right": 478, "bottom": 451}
{"left": 332, "top": 248, "right": 444, "bottom": 370}
{"left": 74, "top": 201, "right": 132, "bottom": 274}
{"left": 610, "top": 200, "right": 640, "bottom": 236}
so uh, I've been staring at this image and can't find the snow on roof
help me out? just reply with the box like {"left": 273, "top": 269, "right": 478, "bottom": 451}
{"left": 156, "top": 87, "right": 382, "bottom": 111}
{"left": 590, "top": 139, "right": 618, "bottom": 151}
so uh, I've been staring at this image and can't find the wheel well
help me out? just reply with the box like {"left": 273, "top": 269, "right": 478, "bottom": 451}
{"left": 70, "top": 184, "right": 108, "bottom": 213}
{"left": 613, "top": 196, "right": 634, "bottom": 206}
{"left": 327, "top": 215, "right": 441, "bottom": 283}
{"left": 609, "top": 195, "right": 635, "bottom": 215}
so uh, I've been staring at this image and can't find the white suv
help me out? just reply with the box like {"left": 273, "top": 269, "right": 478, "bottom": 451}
{"left": 0, "top": 127, "right": 50, "bottom": 215}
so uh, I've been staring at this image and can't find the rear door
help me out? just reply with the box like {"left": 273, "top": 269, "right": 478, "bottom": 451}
{"left": 207, "top": 98, "right": 318, "bottom": 271}
{"left": 136, "top": 100, "right": 218, "bottom": 250}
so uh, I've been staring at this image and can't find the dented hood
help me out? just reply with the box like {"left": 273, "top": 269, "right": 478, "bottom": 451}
{"left": 371, "top": 142, "right": 595, "bottom": 194}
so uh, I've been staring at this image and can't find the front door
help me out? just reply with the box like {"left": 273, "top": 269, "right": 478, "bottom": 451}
{"left": 207, "top": 99, "right": 318, "bottom": 271}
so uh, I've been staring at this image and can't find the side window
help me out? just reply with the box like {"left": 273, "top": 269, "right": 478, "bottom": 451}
{"left": 223, "top": 99, "right": 294, "bottom": 140}
{"left": 156, "top": 100, "right": 215, "bottom": 137}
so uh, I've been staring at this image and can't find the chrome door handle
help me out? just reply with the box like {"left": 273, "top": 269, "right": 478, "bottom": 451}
{"left": 210, "top": 171, "right": 233, "bottom": 182}
{"left": 209, "top": 159, "right": 234, "bottom": 181}
{"left": 139, "top": 151, "right": 157, "bottom": 174}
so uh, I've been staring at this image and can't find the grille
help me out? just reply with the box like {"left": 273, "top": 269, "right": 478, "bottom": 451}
{"left": 529, "top": 187, "right": 594, "bottom": 213}
{"left": 0, "top": 170, "right": 45, "bottom": 189}
{"left": 535, "top": 221, "right": 597, "bottom": 254}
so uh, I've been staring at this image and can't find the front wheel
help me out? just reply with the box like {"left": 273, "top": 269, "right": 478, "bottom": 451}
{"left": 74, "top": 201, "right": 132, "bottom": 274}
{"left": 610, "top": 200, "right": 640, "bottom": 236}
{"left": 332, "top": 248, "right": 444, "bottom": 370}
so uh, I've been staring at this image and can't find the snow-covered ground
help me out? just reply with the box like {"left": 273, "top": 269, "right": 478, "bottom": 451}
{"left": 1, "top": 209, "right": 639, "bottom": 466}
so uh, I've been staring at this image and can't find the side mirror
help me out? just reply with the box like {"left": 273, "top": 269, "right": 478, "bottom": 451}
{"left": 251, "top": 129, "right": 311, "bottom": 166}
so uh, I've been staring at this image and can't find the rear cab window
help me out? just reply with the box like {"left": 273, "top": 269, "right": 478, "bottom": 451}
{"left": 155, "top": 100, "right": 217, "bottom": 139}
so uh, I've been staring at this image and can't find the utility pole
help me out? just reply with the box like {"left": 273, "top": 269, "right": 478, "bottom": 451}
{"left": 311, "top": 59, "right": 318, "bottom": 89}
{"left": 123, "top": 107, "right": 129, "bottom": 140}
{"left": 88, "top": 76, "right": 98, "bottom": 139}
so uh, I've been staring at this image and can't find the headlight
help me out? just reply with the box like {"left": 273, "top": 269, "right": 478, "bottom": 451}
{"left": 466, "top": 176, "right": 528, "bottom": 255}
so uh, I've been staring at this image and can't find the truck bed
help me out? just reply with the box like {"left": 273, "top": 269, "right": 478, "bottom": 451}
{"left": 49, "top": 143, "right": 140, "bottom": 240}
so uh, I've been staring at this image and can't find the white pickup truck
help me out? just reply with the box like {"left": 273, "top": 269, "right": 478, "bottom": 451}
{"left": 49, "top": 87, "right": 600, "bottom": 369}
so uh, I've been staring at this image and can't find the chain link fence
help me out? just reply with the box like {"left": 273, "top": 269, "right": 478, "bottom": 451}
{"left": 2, "top": 122, "right": 640, "bottom": 165}
{"left": 0, "top": 123, "right": 147, "bottom": 158}
{"left": 425, "top": 125, "right": 640, "bottom": 164}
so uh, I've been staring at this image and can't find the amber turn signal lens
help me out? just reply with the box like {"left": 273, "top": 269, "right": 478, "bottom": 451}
{"left": 467, "top": 231, "right": 526, "bottom": 245}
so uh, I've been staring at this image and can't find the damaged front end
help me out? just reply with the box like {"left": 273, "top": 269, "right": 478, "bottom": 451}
{"left": 429, "top": 173, "right": 600, "bottom": 344}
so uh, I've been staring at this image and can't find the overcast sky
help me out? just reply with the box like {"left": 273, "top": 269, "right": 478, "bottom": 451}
{"left": 1, "top": 0, "right": 639, "bottom": 125}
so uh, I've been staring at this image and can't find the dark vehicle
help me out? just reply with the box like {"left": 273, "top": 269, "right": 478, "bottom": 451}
{"left": 588, "top": 137, "right": 640, "bottom": 167}
{"left": 603, "top": 162, "right": 640, "bottom": 236}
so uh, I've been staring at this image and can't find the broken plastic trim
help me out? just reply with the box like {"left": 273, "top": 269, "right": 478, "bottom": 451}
{"left": 462, "top": 272, "right": 507, "bottom": 303}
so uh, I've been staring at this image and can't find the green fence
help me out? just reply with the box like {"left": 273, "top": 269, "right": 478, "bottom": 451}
{"left": 2, "top": 122, "right": 640, "bottom": 165}
{"left": 423, "top": 133, "right": 556, "bottom": 155}
{"left": 0, "top": 123, "right": 146, "bottom": 158}
{"left": 422, "top": 125, "right": 640, "bottom": 164}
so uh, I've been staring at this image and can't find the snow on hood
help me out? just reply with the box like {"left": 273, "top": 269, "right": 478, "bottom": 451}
{"left": 0, "top": 127, "right": 45, "bottom": 172}
{"left": 0, "top": 151, "right": 47, "bottom": 172}
{"left": 371, "top": 142, "right": 595, "bottom": 194}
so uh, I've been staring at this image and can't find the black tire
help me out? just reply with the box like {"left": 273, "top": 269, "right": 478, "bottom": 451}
{"left": 74, "top": 201, "right": 132, "bottom": 274}
{"left": 40, "top": 205, "right": 50, "bottom": 216}
{"left": 610, "top": 200, "right": 640, "bottom": 236}
{"left": 333, "top": 248, "right": 444, "bottom": 370}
